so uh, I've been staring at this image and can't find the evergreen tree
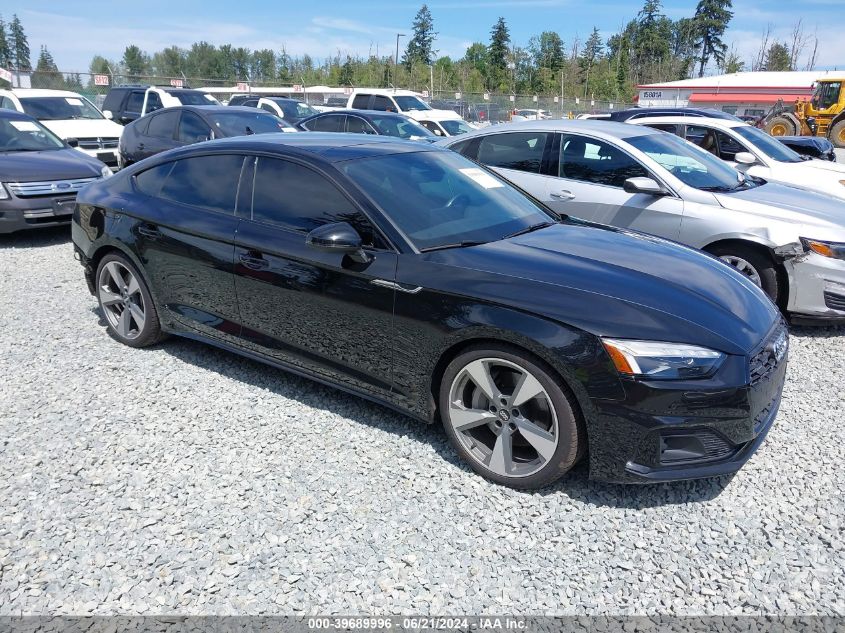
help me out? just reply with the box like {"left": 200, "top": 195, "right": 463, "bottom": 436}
{"left": 403, "top": 4, "right": 437, "bottom": 69}
{"left": 488, "top": 17, "right": 510, "bottom": 90}
{"left": 122, "top": 45, "right": 149, "bottom": 78}
{"left": 9, "top": 14, "right": 30, "bottom": 71}
{"left": 633, "top": 0, "right": 672, "bottom": 83}
{"left": 36, "top": 46, "right": 62, "bottom": 88}
{"left": 671, "top": 18, "right": 698, "bottom": 79}
{"left": 339, "top": 56, "right": 354, "bottom": 85}
{"left": 579, "top": 27, "right": 604, "bottom": 87}
{"left": 0, "top": 16, "right": 11, "bottom": 70}
{"left": 692, "top": 0, "right": 733, "bottom": 77}
{"left": 764, "top": 42, "right": 791, "bottom": 71}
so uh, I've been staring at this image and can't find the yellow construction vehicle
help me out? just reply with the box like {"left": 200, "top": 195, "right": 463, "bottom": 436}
{"left": 763, "top": 78, "right": 845, "bottom": 148}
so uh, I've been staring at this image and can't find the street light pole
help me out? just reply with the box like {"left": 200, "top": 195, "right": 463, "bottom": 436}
{"left": 394, "top": 33, "right": 405, "bottom": 91}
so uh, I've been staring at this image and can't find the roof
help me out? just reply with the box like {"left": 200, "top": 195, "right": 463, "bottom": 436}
{"left": 446, "top": 118, "right": 658, "bottom": 139}
{"left": 638, "top": 70, "right": 844, "bottom": 90}
{"left": 350, "top": 88, "right": 421, "bottom": 97}
{"left": 302, "top": 109, "right": 414, "bottom": 120}
{"left": 627, "top": 115, "right": 745, "bottom": 129}
{"left": 9, "top": 88, "right": 87, "bottom": 98}
{"left": 0, "top": 108, "right": 36, "bottom": 121}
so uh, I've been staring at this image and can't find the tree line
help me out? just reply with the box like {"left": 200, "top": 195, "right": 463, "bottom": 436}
{"left": 0, "top": 5, "right": 827, "bottom": 100}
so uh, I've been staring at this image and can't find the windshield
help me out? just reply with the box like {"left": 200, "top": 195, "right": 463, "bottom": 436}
{"left": 0, "top": 117, "right": 66, "bottom": 152}
{"left": 733, "top": 125, "right": 804, "bottom": 163}
{"left": 625, "top": 132, "right": 753, "bottom": 192}
{"left": 206, "top": 111, "right": 288, "bottom": 136}
{"left": 369, "top": 115, "right": 435, "bottom": 140}
{"left": 20, "top": 96, "right": 104, "bottom": 121}
{"left": 394, "top": 96, "right": 431, "bottom": 111}
{"left": 275, "top": 100, "right": 318, "bottom": 121}
{"left": 341, "top": 150, "right": 555, "bottom": 251}
{"left": 442, "top": 119, "right": 473, "bottom": 135}
{"left": 172, "top": 91, "right": 219, "bottom": 106}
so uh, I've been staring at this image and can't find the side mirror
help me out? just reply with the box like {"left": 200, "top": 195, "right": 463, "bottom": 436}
{"left": 66, "top": 137, "right": 79, "bottom": 148}
{"left": 734, "top": 152, "right": 757, "bottom": 166}
{"left": 103, "top": 110, "right": 113, "bottom": 120}
{"left": 623, "top": 177, "right": 667, "bottom": 196}
{"left": 306, "top": 222, "right": 372, "bottom": 264}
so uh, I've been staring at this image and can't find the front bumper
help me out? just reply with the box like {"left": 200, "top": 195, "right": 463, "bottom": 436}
{"left": 785, "top": 252, "right": 845, "bottom": 323}
{"left": 74, "top": 146, "right": 119, "bottom": 169}
{"left": 0, "top": 195, "right": 77, "bottom": 234}
{"left": 586, "top": 322, "right": 788, "bottom": 484}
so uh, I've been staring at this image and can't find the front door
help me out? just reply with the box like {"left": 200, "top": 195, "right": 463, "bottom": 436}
{"left": 232, "top": 155, "right": 397, "bottom": 397}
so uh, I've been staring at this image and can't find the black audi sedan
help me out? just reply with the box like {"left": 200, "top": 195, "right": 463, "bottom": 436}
{"left": 296, "top": 109, "right": 437, "bottom": 141}
{"left": 117, "top": 105, "right": 296, "bottom": 167}
{"left": 0, "top": 109, "right": 110, "bottom": 234}
{"left": 72, "top": 134, "right": 788, "bottom": 488}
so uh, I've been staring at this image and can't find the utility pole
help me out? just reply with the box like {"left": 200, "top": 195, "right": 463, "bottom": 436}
{"left": 393, "top": 33, "right": 405, "bottom": 91}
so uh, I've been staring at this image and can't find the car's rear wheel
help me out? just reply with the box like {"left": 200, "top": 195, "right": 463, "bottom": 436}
{"left": 440, "top": 345, "right": 582, "bottom": 489}
{"left": 708, "top": 244, "right": 781, "bottom": 305}
{"left": 96, "top": 252, "right": 162, "bottom": 348}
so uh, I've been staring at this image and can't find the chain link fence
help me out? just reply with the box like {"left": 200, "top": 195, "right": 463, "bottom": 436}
{"left": 5, "top": 70, "right": 635, "bottom": 118}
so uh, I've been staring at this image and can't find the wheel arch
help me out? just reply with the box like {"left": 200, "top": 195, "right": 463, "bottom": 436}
{"left": 702, "top": 237, "right": 790, "bottom": 308}
{"left": 86, "top": 241, "right": 161, "bottom": 307}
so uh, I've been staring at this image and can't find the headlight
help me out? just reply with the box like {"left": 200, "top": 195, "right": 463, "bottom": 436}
{"left": 0, "top": 183, "right": 8, "bottom": 200}
{"left": 602, "top": 339, "right": 726, "bottom": 380}
{"left": 801, "top": 237, "right": 845, "bottom": 260}
{"left": 101, "top": 165, "right": 113, "bottom": 178}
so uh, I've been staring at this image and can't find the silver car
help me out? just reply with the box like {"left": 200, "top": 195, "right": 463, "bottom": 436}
{"left": 438, "top": 120, "right": 845, "bottom": 323}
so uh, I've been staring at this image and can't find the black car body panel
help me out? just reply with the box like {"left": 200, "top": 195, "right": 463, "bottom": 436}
{"left": 778, "top": 135, "right": 837, "bottom": 161}
{"left": 0, "top": 110, "right": 105, "bottom": 233}
{"left": 72, "top": 134, "right": 786, "bottom": 483}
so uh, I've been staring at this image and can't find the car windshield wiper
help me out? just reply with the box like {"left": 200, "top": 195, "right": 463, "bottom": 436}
{"left": 419, "top": 240, "right": 489, "bottom": 252}
{"left": 502, "top": 221, "right": 555, "bottom": 239}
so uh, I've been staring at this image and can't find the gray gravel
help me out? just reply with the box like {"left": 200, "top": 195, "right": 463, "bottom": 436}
{"left": 1, "top": 228, "right": 844, "bottom": 616}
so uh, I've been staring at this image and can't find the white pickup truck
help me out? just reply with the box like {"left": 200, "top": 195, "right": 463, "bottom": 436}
{"left": 345, "top": 89, "right": 470, "bottom": 136}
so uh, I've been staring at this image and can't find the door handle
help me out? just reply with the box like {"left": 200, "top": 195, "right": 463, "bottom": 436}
{"left": 137, "top": 224, "right": 161, "bottom": 239}
{"left": 550, "top": 190, "right": 576, "bottom": 200}
{"left": 239, "top": 252, "right": 269, "bottom": 271}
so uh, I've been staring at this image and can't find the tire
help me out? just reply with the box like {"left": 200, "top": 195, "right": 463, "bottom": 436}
{"left": 439, "top": 344, "right": 583, "bottom": 489}
{"left": 829, "top": 120, "right": 845, "bottom": 149}
{"left": 707, "top": 243, "right": 781, "bottom": 305}
{"left": 95, "top": 252, "right": 163, "bottom": 348}
{"left": 765, "top": 116, "right": 796, "bottom": 137}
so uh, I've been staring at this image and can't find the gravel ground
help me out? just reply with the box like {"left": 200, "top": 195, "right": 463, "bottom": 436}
{"left": 0, "top": 228, "right": 844, "bottom": 616}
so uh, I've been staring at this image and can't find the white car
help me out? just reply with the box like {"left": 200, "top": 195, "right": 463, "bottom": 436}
{"left": 417, "top": 117, "right": 475, "bottom": 137}
{"left": 513, "top": 109, "right": 552, "bottom": 121}
{"left": 346, "top": 88, "right": 467, "bottom": 126}
{"left": 0, "top": 88, "right": 124, "bottom": 168}
{"left": 629, "top": 116, "right": 845, "bottom": 201}
{"left": 137, "top": 87, "right": 220, "bottom": 117}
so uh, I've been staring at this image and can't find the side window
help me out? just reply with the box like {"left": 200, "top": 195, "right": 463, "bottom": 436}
{"left": 371, "top": 95, "right": 393, "bottom": 111}
{"left": 146, "top": 92, "right": 163, "bottom": 112}
{"left": 0, "top": 96, "right": 15, "bottom": 110}
{"left": 685, "top": 125, "right": 718, "bottom": 156}
{"left": 134, "top": 162, "right": 175, "bottom": 197}
{"left": 125, "top": 91, "right": 145, "bottom": 113}
{"left": 345, "top": 116, "right": 374, "bottom": 134}
{"left": 351, "top": 94, "right": 370, "bottom": 109}
{"left": 645, "top": 123, "right": 680, "bottom": 135}
{"left": 147, "top": 111, "right": 179, "bottom": 139}
{"left": 477, "top": 132, "right": 550, "bottom": 173}
{"left": 449, "top": 138, "right": 474, "bottom": 157}
{"left": 305, "top": 115, "right": 345, "bottom": 132}
{"left": 715, "top": 131, "right": 745, "bottom": 161}
{"left": 419, "top": 120, "right": 442, "bottom": 136}
{"left": 159, "top": 155, "right": 245, "bottom": 214}
{"left": 243, "top": 99, "right": 259, "bottom": 107}
{"left": 559, "top": 134, "right": 648, "bottom": 188}
{"left": 259, "top": 103, "right": 276, "bottom": 114}
{"left": 251, "top": 157, "right": 377, "bottom": 244}
{"left": 177, "top": 111, "right": 211, "bottom": 144}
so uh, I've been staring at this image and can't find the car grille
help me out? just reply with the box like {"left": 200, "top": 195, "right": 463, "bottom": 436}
{"left": 824, "top": 291, "right": 845, "bottom": 312}
{"left": 7, "top": 178, "right": 98, "bottom": 198}
{"left": 749, "top": 321, "right": 788, "bottom": 386}
{"left": 76, "top": 137, "right": 119, "bottom": 150}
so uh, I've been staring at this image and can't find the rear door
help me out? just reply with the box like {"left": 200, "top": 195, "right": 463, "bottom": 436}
{"left": 232, "top": 155, "right": 397, "bottom": 397}
{"left": 551, "top": 132, "right": 685, "bottom": 239}
{"left": 176, "top": 110, "right": 213, "bottom": 145}
{"left": 461, "top": 130, "right": 554, "bottom": 199}
{"left": 121, "top": 91, "right": 145, "bottom": 123}
{"left": 139, "top": 110, "right": 180, "bottom": 159}
{"left": 129, "top": 154, "right": 247, "bottom": 344}
{"left": 302, "top": 114, "right": 346, "bottom": 132}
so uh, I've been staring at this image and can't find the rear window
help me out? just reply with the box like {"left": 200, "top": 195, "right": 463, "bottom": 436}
{"left": 134, "top": 162, "right": 175, "bottom": 197}
{"left": 205, "top": 111, "right": 287, "bottom": 136}
{"left": 159, "top": 155, "right": 245, "bottom": 214}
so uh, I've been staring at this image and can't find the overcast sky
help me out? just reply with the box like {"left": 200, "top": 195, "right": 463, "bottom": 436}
{"left": 7, "top": 0, "right": 844, "bottom": 73}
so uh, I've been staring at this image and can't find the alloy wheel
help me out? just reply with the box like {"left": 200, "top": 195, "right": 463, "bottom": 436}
{"left": 97, "top": 261, "right": 146, "bottom": 340}
{"left": 447, "top": 357, "right": 559, "bottom": 478}
{"left": 719, "top": 255, "right": 762, "bottom": 287}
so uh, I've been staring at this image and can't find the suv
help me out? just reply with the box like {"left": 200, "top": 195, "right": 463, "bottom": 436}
{"left": 102, "top": 86, "right": 220, "bottom": 124}
{"left": 0, "top": 88, "right": 124, "bottom": 167}
{"left": 346, "top": 89, "right": 464, "bottom": 126}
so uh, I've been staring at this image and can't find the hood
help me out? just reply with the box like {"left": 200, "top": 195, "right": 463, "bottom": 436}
{"left": 407, "top": 109, "right": 462, "bottom": 122}
{"left": 424, "top": 222, "right": 778, "bottom": 355}
{"left": 0, "top": 148, "right": 103, "bottom": 181}
{"left": 714, "top": 181, "right": 845, "bottom": 231}
{"left": 791, "top": 158, "right": 845, "bottom": 175}
{"left": 39, "top": 118, "right": 125, "bottom": 140}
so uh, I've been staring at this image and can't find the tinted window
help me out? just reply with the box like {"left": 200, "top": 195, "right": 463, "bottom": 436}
{"left": 146, "top": 92, "right": 163, "bottom": 112}
{"left": 371, "top": 95, "right": 394, "bottom": 111}
{"left": 305, "top": 115, "right": 345, "bottom": 132}
{"left": 559, "top": 134, "right": 648, "bottom": 187}
{"left": 0, "top": 117, "right": 65, "bottom": 151}
{"left": 251, "top": 157, "right": 371, "bottom": 238}
{"left": 477, "top": 132, "right": 550, "bottom": 173}
{"left": 645, "top": 123, "right": 680, "bottom": 134}
{"left": 352, "top": 95, "right": 370, "bottom": 109}
{"left": 126, "top": 91, "right": 145, "bottom": 113}
{"left": 715, "top": 131, "right": 745, "bottom": 161}
{"left": 346, "top": 116, "right": 375, "bottom": 134}
{"left": 146, "top": 111, "right": 178, "bottom": 138}
{"left": 734, "top": 125, "right": 803, "bottom": 163}
{"left": 243, "top": 99, "right": 259, "bottom": 107}
{"left": 135, "top": 162, "right": 175, "bottom": 197}
{"left": 0, "top": 96, "right": 16, "bottom": 110}
{"left": 159, "top": 155, "right": 245, "bottom": 214}
{"left": 420, "top": 120, "right": 442, "bottom": 135}
{"left": 206, "top": 111, "right": 285, "bottom": 136}
{"left": 172, "top": 90, "right": 219, "bottom": 106}
{"left": 369, "top": 115, "right": 434, "bottom": 139}
{"left": 259, "top": 103, "right": 276, "bottom": 114}
{"left": 449, "top": 138, "right": 474, "bottom": 156}
{"left": 178, "top": 111, "right": 211, "bottom": 143}
{"left": 19, "top": 96, "right": 104, "bottom": 121}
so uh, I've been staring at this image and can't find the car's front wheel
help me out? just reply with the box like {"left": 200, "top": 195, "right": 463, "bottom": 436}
{"left": 440, "top": 345, "right": 583, "bottom": 489}
{"left": 96, "top": 252, "right": 162, "bottom": 348}
{"left": 708, "top": 244, "right": 781, "bottom": 305}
